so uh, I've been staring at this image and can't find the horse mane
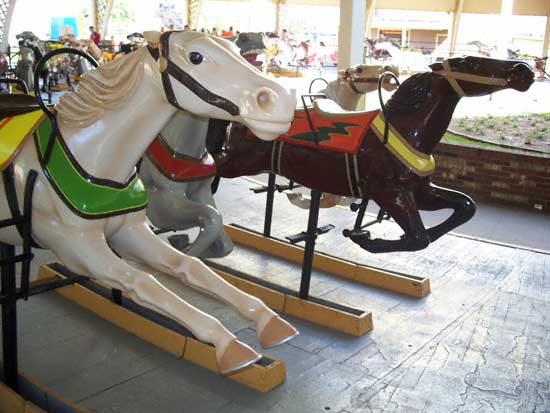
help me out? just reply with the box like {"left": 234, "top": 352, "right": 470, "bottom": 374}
{"left": 384, "top": 72, "right": 432, "bottom": 114}
{"left": 56, "top": 47, "right": 147, "bottom": 128}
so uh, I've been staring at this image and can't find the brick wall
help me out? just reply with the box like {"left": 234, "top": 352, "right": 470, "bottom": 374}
{"left": 432, "top": 142, "right": 550, "bottom": 212}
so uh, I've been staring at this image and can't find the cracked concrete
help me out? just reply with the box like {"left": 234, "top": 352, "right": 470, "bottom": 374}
{"left": 1, "top": 176, "right": 549, "bottom": 412}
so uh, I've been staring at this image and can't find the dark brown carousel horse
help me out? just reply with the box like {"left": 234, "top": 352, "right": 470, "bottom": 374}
{"left": 211, "top": 57, "right": 534, "bottom": 253}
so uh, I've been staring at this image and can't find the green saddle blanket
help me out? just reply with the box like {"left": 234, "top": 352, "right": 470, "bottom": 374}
{"left": 34, "top": 113, "right": 148, "bottom": 219}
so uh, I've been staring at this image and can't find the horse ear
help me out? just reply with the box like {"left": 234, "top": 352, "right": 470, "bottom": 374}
{"left": 143, "top": 31, "right": 162, "bottom": 47}
{"left": 430, "top": 62, "right": 444, "bottom": 71}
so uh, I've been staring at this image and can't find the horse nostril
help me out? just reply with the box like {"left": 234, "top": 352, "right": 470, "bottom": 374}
{"left": 257, "top": 90, "right": 272, "bottom": 109}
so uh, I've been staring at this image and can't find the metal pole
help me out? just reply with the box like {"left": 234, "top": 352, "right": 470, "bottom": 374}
{"left": 1, "top": 243, "right": 18, "bottom": 391}
{"left": 263, "top": 173, "right": 276, "bottom": 237}
{"left": 299, "top": 190, "right": 321, "bottom": 299}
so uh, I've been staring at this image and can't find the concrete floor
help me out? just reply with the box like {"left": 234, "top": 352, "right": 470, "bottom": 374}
{"left": 2, "top": 176, "right": 550, "bottom": 412}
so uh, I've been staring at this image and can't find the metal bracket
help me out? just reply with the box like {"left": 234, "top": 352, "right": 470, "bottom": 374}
{"left": 286, "top": 224, "right": 335, "bottom": 244}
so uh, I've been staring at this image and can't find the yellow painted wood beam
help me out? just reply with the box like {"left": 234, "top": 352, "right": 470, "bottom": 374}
{"left": 224, "top": 224, "right": 430, "bottom": 298}
{"left": 37, "top": 265, "right": 286, "bottom": 393}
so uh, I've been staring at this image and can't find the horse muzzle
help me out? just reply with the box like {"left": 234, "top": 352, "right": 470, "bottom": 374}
{"left": 507, "top": 63, "right": 535, "bottom": 91}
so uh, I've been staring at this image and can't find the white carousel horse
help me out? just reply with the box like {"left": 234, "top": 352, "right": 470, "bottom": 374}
{"left": 140, "top": 111, "right": 234, "bottom": 258}
{"left": 0, "top": 30, "right": 298, "bottom": 374}
{"left": 319, "top": 63, "right": 399, "bottom": 111}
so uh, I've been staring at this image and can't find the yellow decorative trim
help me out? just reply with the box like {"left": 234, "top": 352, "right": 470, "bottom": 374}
{"left": 0, "top": 110, "right": 45, "bottom": 171}
{"left": 370, "top": 113, "right": 436, "bottom": 176}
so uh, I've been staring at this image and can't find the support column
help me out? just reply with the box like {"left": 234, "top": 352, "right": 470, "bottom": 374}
{"left": 93, "top": 0, "right": 115, "bottom": 38}
{"left": 543, "top": 8, "right": 550, "bottom": 57}
{"left": 365, "top": 0, "right": 376, "bottom": 39}
{"left": 449, "top": 0, "right": 464, "bottom": 57}
{"left": 338, "top": 0, "right": 366, "bottom": 70}
{"left": 187, "top": 0, "right": 202, "bottom": 29}
{"left": 275, "top": 0, "right": 288, "bottom": 35}
{"left": 401, "top": 27, "right": 408, "bottom": 48}
{"left": 497, "top": 0, "right": 514, "bottom": 58}
{"left": 0, "top": 0, "right": 17, "bottom": 53}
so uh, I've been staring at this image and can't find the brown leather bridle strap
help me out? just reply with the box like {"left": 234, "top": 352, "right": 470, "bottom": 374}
{"left": 154, "top": 31, "right": 240, "bottom": 116}
{"left": 434, "top": 59, "right": 508, "bottom": 97}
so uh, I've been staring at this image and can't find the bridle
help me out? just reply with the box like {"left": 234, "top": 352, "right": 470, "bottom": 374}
{"left": 149, "top": 31, "right": 240, "bottom": 116}
{"left": 343, "top": 69, "right": 379, "bottom": 94}
{"left": 433, "top": 59, "right": 508, "bottom": 97}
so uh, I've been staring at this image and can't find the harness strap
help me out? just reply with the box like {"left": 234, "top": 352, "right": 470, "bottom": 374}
{"left": 344, "top": 153, "right": 362, "bottom": 199}
{"left": 156, "top": 32, "right": 240, "bottom": 116}
{"left": 434, "top": 59, "right": 508, "bottom": 97}
{"left": 271, "top": 140, "right": 284, "bottom": 175}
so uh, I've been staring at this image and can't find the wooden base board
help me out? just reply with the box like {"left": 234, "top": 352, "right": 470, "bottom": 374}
{"left": 0, "top": 370, "right": 91, "bottom": 413}
{"left": 225, "top": 224, "right": 430, "bottom": 298}
{"left": 208, "top": 263, "right": 373, "bottom": 337}
{"left": 37, "top": 264, "right": 286, "bottom": 393}
{"left": 0, "top": 383, "right": 44, "bottom": 413}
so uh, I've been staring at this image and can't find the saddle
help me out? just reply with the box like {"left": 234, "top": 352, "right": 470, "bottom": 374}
{"left": 0, "top": 108, "right": 45, "bottom": 171}
{"left": 0, "top": 94, "right": 41, "bottom": 118}
{"left": 276, "top": 100, "right": 379, "bottom": 154}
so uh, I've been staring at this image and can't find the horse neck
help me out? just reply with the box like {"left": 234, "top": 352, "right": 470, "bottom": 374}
{"left": 60, "top": 62, "right": 177, "bottom": 183}
{"left": 160, "top": 112, "right": 209, "bottom": 158}
{"left": 393, "top": 77, "right": 460, "bottom": 154}
{"left": 327, "top": 81, "right": 361, "bottom": 111}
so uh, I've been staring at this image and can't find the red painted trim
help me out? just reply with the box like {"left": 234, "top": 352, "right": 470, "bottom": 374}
{"left": 147, "top": 137, "right": 217, "bottom": 182}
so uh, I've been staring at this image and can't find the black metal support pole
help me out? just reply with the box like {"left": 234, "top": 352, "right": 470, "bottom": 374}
{"left": 263, "top": 173, "right": 277, "bottom": 237}
{"left": 1, "top": 243, "right": 18, "bottom": 392}
{"left": 111, "top": 289, "right": 122, "bottom": 305}
{"left": 299, "top": 190, "right": 322, "bottom": 300}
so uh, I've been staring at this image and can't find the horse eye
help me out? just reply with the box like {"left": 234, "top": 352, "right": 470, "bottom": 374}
{"left": 189, "top": 52, "right": 203, "bottom": 65}
{"left": 356, "top": 67, "right": 363, "bottom": 74}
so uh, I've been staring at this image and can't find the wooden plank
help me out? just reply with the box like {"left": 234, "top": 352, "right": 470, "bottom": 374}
{"left": 37, "top": 264, "right": 286, "bottom": 393}
{"left": 37, "top": 266, "right": 187, "bottom": 358}
{"left": 354, "top": 265, "right": 431, "bottom": 297}
{"left": 183, "top": 338, "right": 286, "bottom": 393}
{"left": 215, "top": 269, "right": 286, "bottom": 312}
{"left": 225, "top": 224, "right": 430, "bottom": 298}
{"left": 209, "top": 264, "right": 372, "bottom": 336}
{"left": 0, "top": 383, "right": 27, "bottom": 413}
{"left": 284, "top": 295, "right": 373, "bottom": 336}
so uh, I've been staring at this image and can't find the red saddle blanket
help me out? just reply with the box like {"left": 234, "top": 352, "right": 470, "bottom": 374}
{"left": 147, "top": 137, "right": 216, "bottom": 182}
{"left": 276, "top": 108, "right": 379, "bottom": 154}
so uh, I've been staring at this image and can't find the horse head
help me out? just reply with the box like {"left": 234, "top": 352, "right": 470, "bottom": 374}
{"left": 339, "top": 64, "right": 399, "bottom": 94}
{"left": 146, "top": 31, "right": 296, "bottom": 141}
{"left": 430, "top": 56, "right": 534, "bottom": 97}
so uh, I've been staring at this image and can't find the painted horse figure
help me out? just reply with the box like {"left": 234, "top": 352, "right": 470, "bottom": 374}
{"left": 0, "top": 31, "right": 298, "bottom": 374}
{"left": 212, "top": 56, "right": 534, "bottom": 253}
{"left": 142, "top": 64, "right": 398, "bottom": 256}
{"left": 140, "top": 111, "right": 234, "bottom": 258}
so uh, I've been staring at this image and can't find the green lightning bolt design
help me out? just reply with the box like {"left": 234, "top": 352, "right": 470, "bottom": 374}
{"left": 289, "top": 122, "right": 358, "bottom": 144}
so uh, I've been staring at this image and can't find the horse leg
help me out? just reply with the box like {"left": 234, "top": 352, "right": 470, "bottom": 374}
{"left": 415, "top": 182, "right": 476, "bottom": 243}
{"left": 41, "top": 227, "right": 258, "bottom": 374}
{"left": 349, "top": 189, "right": 430, "bottom": 253}
{"left": 189, "top": 181, "right": 233, "bottom": 258}
{"left": 109, "top": 217, "right": 298, "bottom": 348}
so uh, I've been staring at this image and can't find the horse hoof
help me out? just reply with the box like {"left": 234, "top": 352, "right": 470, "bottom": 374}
{"left": 259, "top": 315, "right": 299, "bottom": 348}
{"left": 218, "top": 339, "right": 261, "bottom": 375}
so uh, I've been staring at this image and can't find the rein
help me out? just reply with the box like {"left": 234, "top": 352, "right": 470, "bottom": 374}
{"left": 151, "top": 31, "right": 240, "bottom": 116}
{"left": 433, "top": 59, "right": 507, "bottom": 97}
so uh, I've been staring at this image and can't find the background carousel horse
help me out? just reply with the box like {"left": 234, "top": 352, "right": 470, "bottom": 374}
{"left": 0, "top": 30, "right": 298, "bottom": 374}
{"left": 211, "top": 56, "right": 534, "bottom": 253}
{"left": 142, "top": 63, "right": 398, "bottom": 257}
{"left": 317, "top": 63, "right": 399, "bottom": 111}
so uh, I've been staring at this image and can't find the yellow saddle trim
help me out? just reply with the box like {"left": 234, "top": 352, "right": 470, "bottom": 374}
{"left": 370, "top": 113, "right": 436, "bottom": 176}
{"left": 0, "top": 109, "right": 46, "bottom": 171}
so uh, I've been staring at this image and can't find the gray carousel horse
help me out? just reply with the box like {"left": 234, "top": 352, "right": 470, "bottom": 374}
{"left": 140, "top": 111, "right": 234, "bottom": 258}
